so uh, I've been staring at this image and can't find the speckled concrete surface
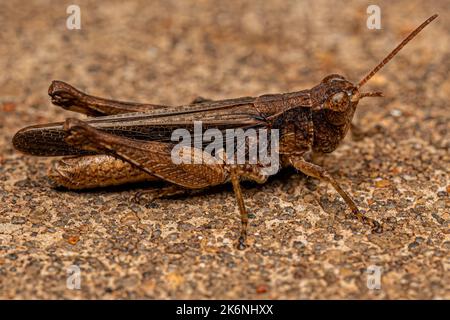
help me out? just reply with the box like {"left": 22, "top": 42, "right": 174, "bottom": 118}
{"left": 0, "top": 0, "right": 448, "bottom": 299}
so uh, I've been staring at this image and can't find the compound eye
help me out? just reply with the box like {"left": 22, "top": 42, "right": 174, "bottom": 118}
{"left": 327, "top": 91, "right": 349, "bottom": 112}
{"left": 332, "top": 91, "right": 345, "bottom": 103}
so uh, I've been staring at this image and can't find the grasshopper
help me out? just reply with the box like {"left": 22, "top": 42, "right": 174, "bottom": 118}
{"left": 13, "top": 15, "right": 437, "bottom": 249}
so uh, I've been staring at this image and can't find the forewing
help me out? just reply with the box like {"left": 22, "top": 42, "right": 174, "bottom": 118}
{"left": 13, "top": 91, "right": 310, "bottom": 156}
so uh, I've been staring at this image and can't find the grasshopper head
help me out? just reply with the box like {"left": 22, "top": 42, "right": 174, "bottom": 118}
{"left": 315, "top": 74, "right": 358, "bottom": 110}
{"left": 309, "top": 74, "right": 383, "bottom": 153}
{"left": 310, "top": 74, "right": 374, "bottom": 126}
{"left": 309, "top": 14, "right": 437, "bottom": 153}
{"left": 311, "top": 14, "right": 438, "bottom": 122}
{"left": 313, "top": 74, "right": 382, "bottom": 110}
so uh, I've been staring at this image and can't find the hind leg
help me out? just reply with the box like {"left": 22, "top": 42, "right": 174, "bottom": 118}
{"left": 133, "top": 185, "right": 195, "bottom": 204}
{"left": 49, "top": 82, "right": 215, "bottom": 117}
{"left": 48, "top": 154, "right": 159, "bottom": 189}
{"left": 63, "top": 119, "right": 274, "bottom": 248}
{"left": 48, "top": 81, "right": 169, "bottom": 116}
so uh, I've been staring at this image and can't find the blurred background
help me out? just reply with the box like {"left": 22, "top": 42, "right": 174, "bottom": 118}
{"left": 0, "top": 0, "right": 448, "bottom": 299}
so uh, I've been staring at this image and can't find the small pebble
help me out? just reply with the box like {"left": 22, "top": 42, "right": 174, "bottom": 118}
{"left": 67, "top": 236, "right": 80, "bottom": 245}
{"left": 11, "top": 216, "right": 27, "bottom": 224}
{"left": 256, "top": 284, "right": 268, "bottom": 294}
{"left": 375, "top": 180, "right": 391, "bottom": 188}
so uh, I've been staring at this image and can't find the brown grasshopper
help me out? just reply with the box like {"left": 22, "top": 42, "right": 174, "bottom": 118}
{"left": 12, "top": 15, "right": 437, "bottom": 249}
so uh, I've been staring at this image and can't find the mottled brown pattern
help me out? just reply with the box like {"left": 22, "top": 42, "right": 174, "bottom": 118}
{"left": 0, "top": 0, "right": 448, "bottom": 299}
{"left": 48, "top": 155, "right": 157, "bottom": 189}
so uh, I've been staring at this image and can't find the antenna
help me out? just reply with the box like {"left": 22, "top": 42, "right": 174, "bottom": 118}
{"left": 357, "top": 14, "right": 438, "bottom": 89}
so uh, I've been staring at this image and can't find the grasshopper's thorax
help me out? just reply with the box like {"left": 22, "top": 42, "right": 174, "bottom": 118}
{"left": 309, "top": 74, "right": 360, "bottom": 153}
